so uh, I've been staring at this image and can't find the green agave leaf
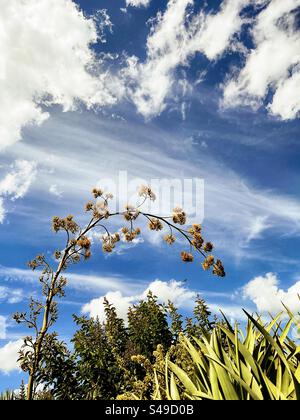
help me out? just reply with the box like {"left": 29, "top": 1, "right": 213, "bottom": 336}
{"left": 168, "top": 361, "right": 198, "bottom": 396}
{"left": 279, "top": 318, "right": 293, "bottom": 345}
{"left": 244, "top": 310, "right": 300, "bottom": 401}
{"left": 209, "top": 362, "right": 222, "bottom": 400}
{"left": 218, "top": 325, "right": 261, "bottom": 380}
{"left": 165, "top": 355, "right": 171, "bottom": 400}
{"left": 182, "top": 336, "right": 208, "bottom": 372}
{"left": 206, "top": 355, "right": 263, "bottom": 401}
{"left": 281, "top": 367, "right": 292, "bottom": 397}
{"left": 207, "top": 357, "right": 240, "bottom": 400}
{"left": 170, "top": 373, "right": 180, "bottom": 400}
{"left": 192, "top": 391, "right": 215, "bottom": 400}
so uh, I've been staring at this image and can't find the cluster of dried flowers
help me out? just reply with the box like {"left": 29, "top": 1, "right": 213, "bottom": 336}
{"left": 50, "top": 185, "right": 224, "bottom": 278}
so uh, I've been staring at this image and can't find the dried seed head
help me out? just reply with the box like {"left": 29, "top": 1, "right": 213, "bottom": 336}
{"left": 172, "top": 208, "right": 187, "bottom": 225}
{"left": 203, "top": 242, "right": 214, "bottom": 253}
{"left": 92, "top": 188, "right": 103, "bottom": 198}
{"left": 181, "top": 252, "right": 194, "bottom": 263}
{"left": 138, "top": 185, "right": 157, "bottom": 202}
{"left": 164, "top": 234, "right": 176, "bottom": 245}
{"left": 148, "top": 218, "right": 163, "bottom": 231}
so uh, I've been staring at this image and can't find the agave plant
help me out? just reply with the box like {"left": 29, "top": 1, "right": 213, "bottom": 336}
{"left": 162, "top": 309, "right": 300, "bottom": 401}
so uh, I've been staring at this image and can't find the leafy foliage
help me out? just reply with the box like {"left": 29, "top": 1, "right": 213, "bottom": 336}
{"left": 24, "top": 293, "right": 215, "bottom": 400}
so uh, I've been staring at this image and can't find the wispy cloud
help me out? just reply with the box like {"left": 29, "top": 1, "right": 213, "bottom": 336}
{"left": 3, "top": 113, "right": 300, "bottom": 260}
{"left": 244, "top": 216, "right": 272, "bottom": 245}
{"left": 0, "top": 316, "right": 6, "bottom": 340}
{"left": 0, "top": 265, "right": 139, "bottom": 295}
{"left": 0, "top": 287, "right": 24, "bottom": 304}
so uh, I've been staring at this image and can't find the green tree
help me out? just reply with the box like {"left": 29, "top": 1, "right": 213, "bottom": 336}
{"left": 104, "top": 297, "right": 128, "bottom": 357}
{"left": 71, "top": 315, "right": 125, "bottom": 400}
{"left": 185, "top": 295, "right": 215, "bottom": 338}
{"left": 128, "top": 292, "right": 173, "bottom": 361}
{"left": 166, "top": 300, "right": 183, "bottom": 343}
{"left": 18, "top": 381, "right": 26, "bottom": 400}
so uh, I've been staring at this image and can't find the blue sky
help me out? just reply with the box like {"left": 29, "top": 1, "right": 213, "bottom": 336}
{"left": 0, "top": 0, "right": 300, "bottom": 390}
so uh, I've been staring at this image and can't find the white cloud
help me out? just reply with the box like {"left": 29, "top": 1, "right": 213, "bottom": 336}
{"left": 223, "top": 0, "right": 300, "bottom": 120}
{"left": 245, "top": 216, "right": 272, "bottom": 244}
{"left": 0, "top": 198, "right": 4, "bottom": 225}
{"left": 0, "top": 160, "right": 37, "bottom": 223}
{"left": 0, "top": 265, "right": 139, "bottom": 295}
{"left": 270, "top": 69, "right": 300, "bottom": 120}
{"left": 208, "top": 303, "right": 248, "bottom": 322}
{"left": 0, "top": 287, "right": 23, "bottom": 304}
{"left": 0, "top": 0, "right": 120, "bottom": 150}
{"left": 0, "top": 160, "right": 37, "bottom": 200}
{"left": 83, "top": 291, "right": 134, "bottom": 322}
{"left": 141, "top": 279, "right": 196, "bottom": 307}
{"left": 0, "top": 340, "right": 22, "bottom": 374}
{"left": 125, "top": 0, "right": 250, "bottom": 118}
{"left": 49, "top": 184, "right": 63, "bottom": 198}
{"left": 243, "top": 273, "right": 300, "bottom": 314}
{"left": 82, "top": 278, "right": 250, "bottom": 324}
{"left": 0, "top": 316, "right": 6, "bottom": 340}
{"left": 82, "top": 279, "right": 196, "bottom": 321}
{"left": 126, "top": 0, "right": 151, "bottom": 7}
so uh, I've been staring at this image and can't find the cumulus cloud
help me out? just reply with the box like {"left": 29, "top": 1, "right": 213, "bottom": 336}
{"left": 0, "top": 316, "right": 6, "bottom": 340}
{"left": 223, "top": 0, "right": 300, "bottom": 120}
{"left": 126, "top": 0, "right": 151, "bottom": 7}
{"left": 82, "top": 279, "right": 196, "bottom": 321}
{"left": 208, "top": 303, "right": 247, "bottom": 322}
{"left": 0, "top": 160, "right": 37, "bottom": 223}
{"left": 0, "top": 340, "right": 23, "bottom": 374}
{"left": 141, "top": 279, "right": 196, "bottom": 307}
{"left": 243, "top": 273, "right": 300, "bottom": 314}
{"left": 83, "top": 291, "right": 134, "bottom": 321}
{"left": 0, "top": 0, "right": 120, "bottom": 150}
{"left": 125, "top": 0, "right": 250, "bottom": 118}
